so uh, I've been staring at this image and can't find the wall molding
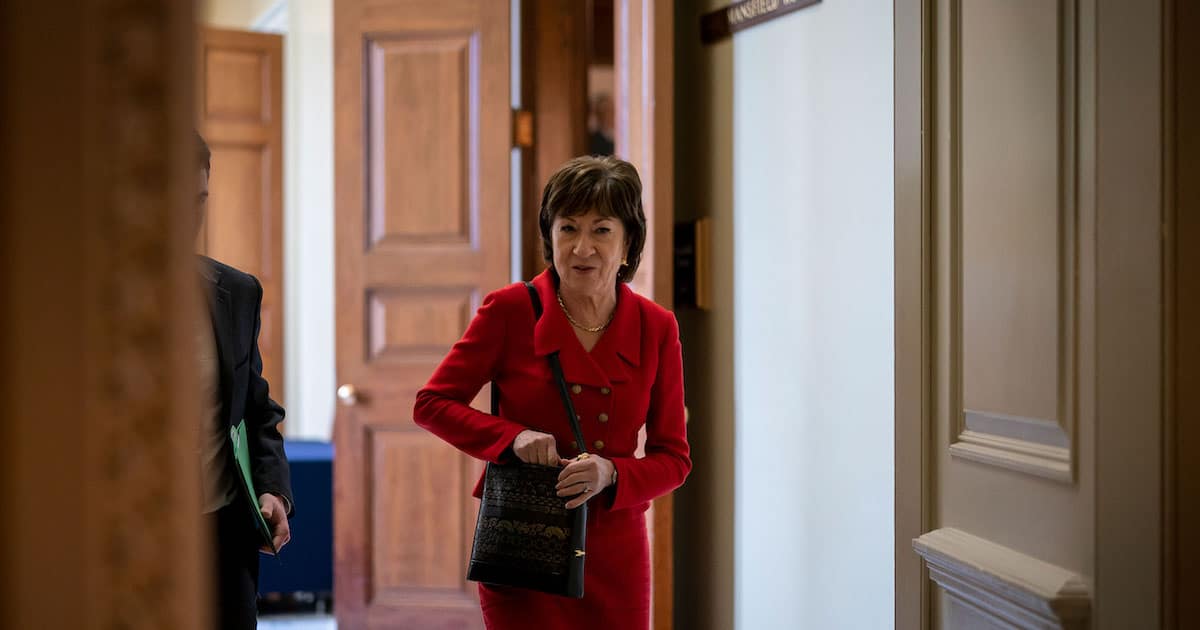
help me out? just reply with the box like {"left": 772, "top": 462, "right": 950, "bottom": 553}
{"left": 950, "top": 410, "right": 1072, "bottom": 481}
{"left": 947, "top": 0, "right": 1081, "bottom": 484}
{"left": 914, "top": 528, "right": 1091, "bottom": 629}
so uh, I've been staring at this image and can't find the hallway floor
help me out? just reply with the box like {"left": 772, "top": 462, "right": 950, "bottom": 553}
{"left": 259, "top": 614, "right": 336, "bottom": 629}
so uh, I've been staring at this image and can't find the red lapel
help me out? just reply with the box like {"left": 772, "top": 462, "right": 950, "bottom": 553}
{"left": 530, "top": 269, "right": 642, "bottom": 387}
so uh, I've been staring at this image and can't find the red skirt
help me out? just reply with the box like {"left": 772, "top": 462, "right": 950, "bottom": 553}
{"left": 478, "top": 503, "right": 650, "bottom": 630}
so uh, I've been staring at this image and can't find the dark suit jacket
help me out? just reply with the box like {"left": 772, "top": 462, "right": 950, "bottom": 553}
{"left": 202, "top": 256, "right": 294, "bottom": 518}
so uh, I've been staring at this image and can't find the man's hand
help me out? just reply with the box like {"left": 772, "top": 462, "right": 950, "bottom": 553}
{"left": 258, "top": 493, "right": 291, "bottom": 553}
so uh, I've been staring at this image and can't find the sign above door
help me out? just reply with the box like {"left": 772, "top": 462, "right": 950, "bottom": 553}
{"left": 700, "top": 0, "right": 822, "bottom": 45}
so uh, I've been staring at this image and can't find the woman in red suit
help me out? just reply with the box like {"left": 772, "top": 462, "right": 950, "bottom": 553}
{"left": 414, "top": 155, "right": 691, "bottom": 630}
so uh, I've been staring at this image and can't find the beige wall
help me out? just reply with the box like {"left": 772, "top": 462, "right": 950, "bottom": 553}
{"left": 203, "top": 0, "right": 280, "bottom": 29}
{"left": 673, "top": 1, "right": 735, "bottom": 629}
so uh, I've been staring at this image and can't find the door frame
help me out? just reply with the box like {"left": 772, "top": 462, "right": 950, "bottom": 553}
{"left": 614, "top": 0, "right": 673, "bottom": 306}
{"left": 1, "top": 1, "right": 204, "bottom": 628}
{"left": 894, "top": 0, "right": 932, "bottom": 628}
{"left": 613, "top": 3, "right": 675, "bottom": 629}
{"left": 1164, "top": 0, "right": 1197, "bottom": 626}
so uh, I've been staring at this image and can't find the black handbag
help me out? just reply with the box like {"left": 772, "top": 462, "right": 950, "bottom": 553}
{"left": 466, "top": 282, "right": 589, "bottom": 598}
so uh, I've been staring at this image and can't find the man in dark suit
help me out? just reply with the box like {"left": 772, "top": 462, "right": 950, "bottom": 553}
{"left": 195, "top": 130, "right": 293, "bottom": 629}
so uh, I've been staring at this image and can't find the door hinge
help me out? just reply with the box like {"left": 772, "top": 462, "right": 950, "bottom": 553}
{"left": 512, "top": 109, "right": 534, "bottom": 149}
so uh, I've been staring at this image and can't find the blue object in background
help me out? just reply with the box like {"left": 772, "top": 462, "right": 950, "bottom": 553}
{"left": 259, "top": 440, "right": 333, "bottom": 599}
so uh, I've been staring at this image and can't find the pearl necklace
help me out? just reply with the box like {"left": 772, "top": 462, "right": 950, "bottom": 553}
{"left": 556, "top": 291, "right": 615, "bottom": 333}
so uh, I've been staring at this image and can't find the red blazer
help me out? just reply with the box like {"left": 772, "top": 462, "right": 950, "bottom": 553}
{"left": 413, "top": 269, "right": 691, "bottom": 513}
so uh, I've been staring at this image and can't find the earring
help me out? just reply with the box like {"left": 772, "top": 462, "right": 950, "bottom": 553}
{"left": 621, "top": 258, "right": 628, "bottom": 266}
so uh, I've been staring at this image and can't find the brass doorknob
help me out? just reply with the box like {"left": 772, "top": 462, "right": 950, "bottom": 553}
{"left": 337, "top": 384, "right": 360, "bottom": 406}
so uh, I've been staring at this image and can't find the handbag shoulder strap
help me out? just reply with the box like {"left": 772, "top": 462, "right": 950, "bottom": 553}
{"left": 489, "top": 282, "right": 588, "bottom": 456}
{"left": 523, "top": 281, "right": 544, "bottom": 319}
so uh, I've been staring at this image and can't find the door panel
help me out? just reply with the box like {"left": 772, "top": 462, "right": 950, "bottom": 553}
{"left": 334, "top": 0, "right": 510, "bottom": 627}
{"left": 197, "top": 28, "right": 285, "bottom": 405}
{"left": 368, "top": 35, "right": 475, "bottom": 246}
{"left": 900, "top": 1, "right": 1168, "bottom": 628}
{"left": 925, "top": 0, "right": 1095, "bottom": 626}
{"left": 954, "top": 0, "right": 1073, "bottom": 478}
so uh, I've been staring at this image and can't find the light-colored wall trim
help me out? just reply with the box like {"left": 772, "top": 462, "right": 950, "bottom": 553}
{"left": 914, "top": 528, "right": 1091, "bottom": 629}
{"left": 962, "top": 410, "right": 1070, "bottom": 449}
{"left": 1093, "top": 0, "right": 1164, "bottom": 625}
{"left": 950, "top": 411, "right": 1072, "bottom": 482}
{"left": 894, "top": 0, "right": 932, "bottom": 626}
{"left": 947, "top": 0, "right": 1081, "bottom": 484}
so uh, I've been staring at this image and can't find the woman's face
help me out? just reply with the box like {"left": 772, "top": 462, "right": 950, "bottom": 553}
{"left": 551, "top": 208, "right": 628, "bottom": 297}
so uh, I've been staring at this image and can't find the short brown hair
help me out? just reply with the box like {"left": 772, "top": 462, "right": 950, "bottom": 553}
{"left": 195, "top": 130, "right": 211, "bottom": 173}
{"left": 539, "top": 156, "right": 646, "bottom": 283}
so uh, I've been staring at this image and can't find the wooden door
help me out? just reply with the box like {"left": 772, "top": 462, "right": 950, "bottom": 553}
{"left": 921, "top": 0, "right": 1097, "bottom": 626}
{"left": 196, "top": 27, "right": 285, "bottom": 404}
{"left": 613, "top": 3, "right": 675, "bottom": 628}
{"left": 897, "top": 0, "right": 1168, "bottom": 628}
{"left": 333, "top": 0, "right": 511, "bottom": 627}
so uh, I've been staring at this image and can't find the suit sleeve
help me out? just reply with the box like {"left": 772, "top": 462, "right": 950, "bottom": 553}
{"left": 413, "top": 291, "right": 529, "bottom": 463}
{"left": 607, "top": 315, "right": 692, "bottom": 511}
{"left": 245, "top": 276, "right": 294, "bottom": 516}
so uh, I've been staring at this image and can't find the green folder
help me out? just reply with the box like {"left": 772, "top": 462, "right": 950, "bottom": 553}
{"left": 230, "top": 419, "right": 278, "bottom": 556}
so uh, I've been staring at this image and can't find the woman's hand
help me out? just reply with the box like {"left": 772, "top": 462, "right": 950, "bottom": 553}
{"left": 556, "top": 455, "right": 616, "bottom": 509}
{"left": 512, "top": 429, "right": 562, "bottom": 466}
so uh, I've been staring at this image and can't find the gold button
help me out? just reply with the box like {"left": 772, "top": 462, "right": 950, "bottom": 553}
{"left": 594, "top": 440, "right": 605, "bottom": 450}
{"left": 571, "top": 441, "right": 579, "bottom": 450}
{"left": 571, "top": 384, "right": 582, "bottom": 394}
{"left": 600, "top": 387, "right": 611, "bottom": 395}
{"left": 598, "top": 413, "right": 609, "bottom": 423}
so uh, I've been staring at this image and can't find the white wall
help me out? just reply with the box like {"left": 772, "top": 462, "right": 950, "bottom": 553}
{"left": 732, "top": 2, "right": 895, "bottom": 628}
{"left": 280, "top": 1, "right": 336, "bottom": 440}
{"left": 203, "top": 0, "right": 336, "bottom": 439}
